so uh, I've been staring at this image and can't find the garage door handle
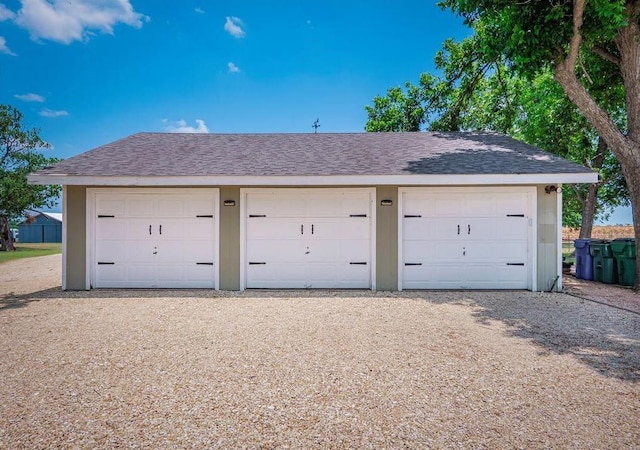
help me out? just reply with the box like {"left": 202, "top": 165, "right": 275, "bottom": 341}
{"left": 404, "top": 215, "right": 421, "bottom": 218}
{"left": 97, "top": 262, "right": 115, "bottom": 265}
{"left": 404, "top": 263, "right": 422, "bottom": 266}
{"left": 468, "top": 224, "right": 471, "bottom": 235}
{"left": 249, "top": 262, "right": 266, "bottom": 265}
{"left": 350, "top": 262, "right": 367, "bottom": 265}
{"left": 98, "top": 215, "right": 115, "bottom": 218}
{"left": 507, "top": 214, "right": 525, "bottom": 217}
{"left": 159, "top": 225, "right": 162, "bottom": 235}
{"left": 301, "top": 224, "right": 304, "bottom": 235}
{"left": 507, "top": 263, "right": 525, "bottom": 266}
{"left": 457, "top": 225, "right": 460, "bottom": 235}
{"left": 149, "top": 225, "right": 152, "bottom": 235}
{"left": 249, "top": 214, "right": 266, "bottom": 218}
{"left": 350, "top": 214, "right": 367, "bottom": 218}
{"left": 196, "top": 262, "right": 214, "bottom": 265}
{"left": 197, "top": 215, "right": 214, "bottom": 218}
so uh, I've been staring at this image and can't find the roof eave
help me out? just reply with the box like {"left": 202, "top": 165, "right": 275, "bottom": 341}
{"left": 28, "top": 172, "right": 599, "bottom": 186}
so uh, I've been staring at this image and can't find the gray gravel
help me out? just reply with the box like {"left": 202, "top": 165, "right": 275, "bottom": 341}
{"left": 1, "top": 255, "right": 639, "bottom": 448}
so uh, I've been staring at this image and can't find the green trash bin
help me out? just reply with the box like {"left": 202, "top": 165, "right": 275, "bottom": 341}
{"left": 590, "top": 240, "right": 618, "bottom": 284}
{"left": 611, "top": 238, "right": 637, "bottom": 287}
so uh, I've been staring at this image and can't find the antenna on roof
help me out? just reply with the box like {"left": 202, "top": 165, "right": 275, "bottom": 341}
{"left": 312, "top": 118, "right": 320, "bottom": 133}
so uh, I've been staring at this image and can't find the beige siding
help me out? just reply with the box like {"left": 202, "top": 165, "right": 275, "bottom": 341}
{"left": 65, "top": 185, "right": 87, "bottom": 290}
{"left": 537, "top": 185, "right": 560, "bottom": 291}
{"left": 376, "top": 186, "right": 398, "bottom": 290}
{"left": 219, "top": 187, "right": 241, "bottom": 290}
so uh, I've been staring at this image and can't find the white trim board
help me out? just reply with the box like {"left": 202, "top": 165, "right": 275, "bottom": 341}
{"left": 30, "top": 172, "right": 599, "bottom": 187}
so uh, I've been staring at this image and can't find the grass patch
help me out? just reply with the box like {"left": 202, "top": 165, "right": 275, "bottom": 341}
{"left": 562, "top": 241, "right": 576, "bottom": 264}
{"left": 0, "top": 243, "right": 62, "bottom": 264}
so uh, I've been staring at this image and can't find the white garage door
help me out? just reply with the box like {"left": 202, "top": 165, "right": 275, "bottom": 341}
{"left": 243, "top": 189, "right": 374, "bottom": 289}
{"left": 92, "top": 189, "right": 218, "bottom": 288}
{"left": 401, "top": 187, "right": 533, "bottom": 290}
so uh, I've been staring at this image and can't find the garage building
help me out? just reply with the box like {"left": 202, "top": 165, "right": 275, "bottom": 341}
{"left": 28, "top": 132, "right": 597, "bottom": 291}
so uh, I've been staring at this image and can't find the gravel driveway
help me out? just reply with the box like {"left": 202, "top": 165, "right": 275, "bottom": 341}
{"left": 1, "top": 255, "right": 639, "bottom": 448}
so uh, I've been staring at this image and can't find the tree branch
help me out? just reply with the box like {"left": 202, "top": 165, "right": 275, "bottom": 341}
{"left": 554, "top": 0, "right": 632, "bottom": 160}
{"left": 591, "top": 46, "right": 620, "bottom": 66}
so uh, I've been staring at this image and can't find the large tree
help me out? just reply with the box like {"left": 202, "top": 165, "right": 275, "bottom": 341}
{"left": 439, "top": 0, "right": 640, "bottom": 288}
{"left": 0, "top": 105, "right": 60, "bottom": 251}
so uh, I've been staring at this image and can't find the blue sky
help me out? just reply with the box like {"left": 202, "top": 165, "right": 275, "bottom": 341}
{"left": 0, "top": 0, "right": 471, "bottom": 155}
{"left": 0, "top": 0, "right": 632, "bottom": 224}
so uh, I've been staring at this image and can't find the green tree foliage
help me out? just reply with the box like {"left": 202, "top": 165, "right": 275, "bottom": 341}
{"left": 365, "top": 35, "right": 628, "bottom": 233}
{"left": 0, "top": 105, "right": 61, "bottom": 251}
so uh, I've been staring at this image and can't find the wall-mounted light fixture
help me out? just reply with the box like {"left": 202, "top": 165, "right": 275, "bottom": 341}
{"left": 380, "top": 199, "right": 393, "bottom": 206}
{"left": 223, "top": 200, "right": 236, "bottom": 206}
{"left": 544, "top": 185, "right": 561, "bottom": 194}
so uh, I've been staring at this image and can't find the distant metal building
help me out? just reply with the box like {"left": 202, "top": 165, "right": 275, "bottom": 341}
{"left": 18, "top": 213, "right": 63, "bottom": 243}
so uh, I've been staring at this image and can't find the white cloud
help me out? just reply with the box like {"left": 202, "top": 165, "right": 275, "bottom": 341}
{"left": 227, "top": 62, "right": 240, "bottom": 73}
{"left": 163, "top": 119, "right": 209, "bottom": 134}
{"left": 39, "top": 108, "right": 68, "bottom": 118}
{"left": 14, "top": 92, "right": 45, "bottom": 102}
{"left": 194, "top": 7, "right": 204, "bottom": 14}
{"left": 15, "top": 0, "right": 149, "bottom": 44}
{"left": 0, "top": 3, "right": 16, "bottom": 21}
{"left": 0, "top": 36, "right": 16, "bottom": 55}
{"left": 224, "top": 16, "right": 244, "bottom": 38}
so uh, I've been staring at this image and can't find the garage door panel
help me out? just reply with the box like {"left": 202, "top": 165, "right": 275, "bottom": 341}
{"left": 402, "top": 195, "right": 434, "bottom": 217}
{"left": 306, "top": 239, "right": 370, "bottom": 262}
{"left": 126, "top": 197, "right": 155, "bottom": 216}
{"left": 96, "top": 218, "right": 126, "bottom": 238}
{"left": 95, "top": 240, "right": 126, "bottom": 262}
{"left": 247, "top": 219, "right": 305, "bottom": 239}
{"left": 496, "top": 195, "right": 528, "bottom": 216}
{"left": 247, "top": 240, "right": 308, "bottom": 262}
{"left": 496, "top": 218, "right": 528, "bottom": 239}
{"left": 187, "top": 265, "right": 216, "bottom": 283}
{"left": 95, "top": 264, "right": 125, "bottom": 284}
{"left": 434, "top": 196, "right": 464, "bottom": 216}
{"left": 157, "top": 198, "right": 188, "bottom": 217}
{"left": 156, "top": 264, "right": 185, "bottom": 282}
{"left": 403, "top": 219, "right": 432, "bottom": 240}
{"left": 247, "top": 263, "right": 309, "bottom": 288}
{"left": 337, "top": 194, "right": 371, "bottom": 217}
{"left": 311, "top": 219, "right": 369, "bottom": 239}
{"left": 181, "top": 241, "right": 215, "bottom": 262}
{"left": 96, "top": 198, "right": 125, "bottom": 216}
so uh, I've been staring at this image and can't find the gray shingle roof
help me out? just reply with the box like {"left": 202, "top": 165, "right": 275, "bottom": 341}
{"left": 36, "top": 132, "right": 593, "bottom": 177}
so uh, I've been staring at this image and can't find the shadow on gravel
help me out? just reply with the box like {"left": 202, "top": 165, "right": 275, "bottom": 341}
{"left": 3, "top": 287, "right": 638, "bottom": 382}
{"left": 417, "top": 291, "right": 640, "bottom": 382}
{"left": 0, "top": 287, "right": 63, "bottom": 310}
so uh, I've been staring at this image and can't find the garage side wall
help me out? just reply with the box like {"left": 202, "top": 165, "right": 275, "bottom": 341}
{"left": 537, "top": 185, "right": 560, "bottom": 291}
{"left": 219, "top": 187, "right": 241, "bottom": 290}
{"left": 65, "top": 185, "right": 87, "bottom": 290}
{"left": 376, "top": 186, "right": 398, "bottom": 290}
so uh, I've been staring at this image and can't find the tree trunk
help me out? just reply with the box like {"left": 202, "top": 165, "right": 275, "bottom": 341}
{"left": 578, "top": 184, "right": 598, "bottom": 239}
{"left": 0, "top": 216, "right": 16, "bottom": 251}
{"left": 578, "top": 137, "right": 608, "bottom": 239}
